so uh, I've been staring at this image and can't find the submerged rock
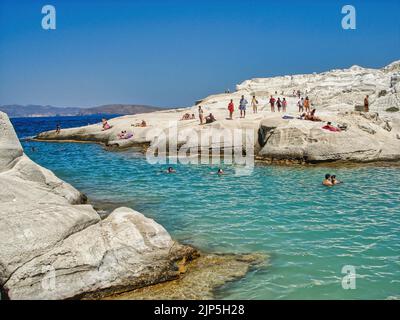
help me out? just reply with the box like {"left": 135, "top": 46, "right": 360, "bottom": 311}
{"left": 108, "top": 253, "right": 267, "bottom": 300}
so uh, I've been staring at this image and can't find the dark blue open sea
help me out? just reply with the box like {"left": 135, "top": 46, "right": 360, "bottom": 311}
{"left": 11, "top": 115, "right": 400, "bottom": 300}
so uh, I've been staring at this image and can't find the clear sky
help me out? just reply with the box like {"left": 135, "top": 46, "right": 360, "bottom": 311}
{"left": 0, "top": 0, "right": 399, "bottom": 108}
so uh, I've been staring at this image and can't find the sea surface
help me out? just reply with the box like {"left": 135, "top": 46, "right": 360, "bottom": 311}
{"left": 11, "top": 115, "right": 400, "bottom": 300}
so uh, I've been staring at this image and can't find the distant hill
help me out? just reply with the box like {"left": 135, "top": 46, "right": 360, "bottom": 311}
{"left": 0, "top": 105, "right": 81, "bottom": 118}
{"left": 77, "top": 104, "right": 164, "bottom": 116}
{"left": 0, "top": 104, "right": 165, "bottom": 118}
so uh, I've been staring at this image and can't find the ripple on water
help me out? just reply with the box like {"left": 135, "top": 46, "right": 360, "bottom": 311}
{"left": 20, "top": 136, "right": 400, "bottom": 300}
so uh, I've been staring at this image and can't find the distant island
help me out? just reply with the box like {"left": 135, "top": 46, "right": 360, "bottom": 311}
{"left": 0, "top": 104, "right": 166, "bottom": 118}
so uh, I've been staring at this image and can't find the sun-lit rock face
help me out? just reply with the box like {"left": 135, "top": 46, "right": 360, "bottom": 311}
{"left": 258, "top": 112, "right": 400, "bottom": 163}
{"left": 236, "top": 61, "right": 400, "bottom": 113}
{"left": 34, "top": 61, "right": 400, "bottom": 163}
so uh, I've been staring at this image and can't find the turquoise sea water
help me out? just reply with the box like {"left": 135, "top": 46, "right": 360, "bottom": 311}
{"left": 13, "top": 116, "right": 400, "bottom": 300}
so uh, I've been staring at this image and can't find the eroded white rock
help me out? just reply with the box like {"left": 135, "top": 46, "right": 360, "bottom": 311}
{"left": 0, "top": 111, "right": 191, "bottom": 300}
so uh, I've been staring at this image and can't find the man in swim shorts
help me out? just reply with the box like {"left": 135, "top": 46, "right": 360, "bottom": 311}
{"left": 239, "top": 95, "right": 248, "bottom": 118}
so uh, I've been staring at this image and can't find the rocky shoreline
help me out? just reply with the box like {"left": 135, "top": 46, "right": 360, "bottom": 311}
{"left": 0, "top": 111, "right": 262, "bottom": 300}
{"left": 35, "top": 62, "right": 400, "bottom": 164}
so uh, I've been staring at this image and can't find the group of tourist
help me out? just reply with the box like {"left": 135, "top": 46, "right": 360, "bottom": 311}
{"left": 226, "top": 95, "right": 289, "bottom": 120}
{"left": 268, "top": 96, "right": 288, "bottom": 113}
{"left": 100, "top": 118, "right": 149, "bottom": 140}
{"left": 195, "top": 94, "right": 305, "bottom": 123}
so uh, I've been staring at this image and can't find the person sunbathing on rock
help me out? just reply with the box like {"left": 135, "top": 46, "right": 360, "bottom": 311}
{"left": 101, "top": 118, "right": 112, "bottom": 131}
{"left": 305, "top": 109, "right": 322, "bottom": 122}
{"left": 298, "top": 112, "right": 307, "bottom": 120}
{"left": 323, "top": 174, "right": 333, "bottom": 186}
{"left": 322, "top": 122, "right": 341, "bottom": 132}
{"left": 117, "top": 130, "right": 127, "bottom": 139}
{"left": 180, "top": 113, "right": 191, "bottom": 120}
{"left": 132, "top": 120, "right": 147, "bottom": 127}
{"left": 119, "top": 131, "right": 133, "bottom": 140}
{"left": 205, "top": 113, "right": 216, "bottom": 124}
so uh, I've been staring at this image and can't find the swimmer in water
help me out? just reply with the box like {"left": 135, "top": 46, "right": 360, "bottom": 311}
{"left": 166, "top": 167, "right": 176, "bottom": 173}
{"left": 323, "top": 174, "right": 333, "bottom": 186}
{"left": 217, "top": 169, "right": 224, "bottom": 175}
{"left": 331, "top": 175, "right": 341, "bottom": 185}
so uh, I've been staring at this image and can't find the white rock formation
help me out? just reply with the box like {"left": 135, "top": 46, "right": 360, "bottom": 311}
{"left": 0, "top": 111, "right": 195, "bottom": 300}
{"left": 237, "top": 61, "right": 400, "bottom": 113}
{"left": 35, "top": 61, "right": 400, "bottom": 163}
{"left": 258, "top": 112, "right": 400, "bottom": 162}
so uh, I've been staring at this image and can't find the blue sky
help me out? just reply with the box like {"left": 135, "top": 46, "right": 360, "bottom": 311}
{"left": 0, "top": 0, "right": 399, "bottom": 108}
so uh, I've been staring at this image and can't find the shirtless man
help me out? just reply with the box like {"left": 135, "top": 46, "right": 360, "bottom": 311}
{"left": 251, "top": 95, "right": 259, "bottom": 114}
{"left": 323, "top": 174, "right": 333, "bottom": 186}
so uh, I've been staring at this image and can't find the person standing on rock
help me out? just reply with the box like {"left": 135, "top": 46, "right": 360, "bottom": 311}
{"left": 364, "top": 95, "right": 369, "bottom": 112}
{"left": 298, "top": 97, "right": 304, "bottom": 113}
{"left": 276, "top": 98, "right": 282, "bottom": 112}
{"left": 198, "top": 105, "right": 204, "bottom": 125}
{"left": 269, "top": 95, "right": 276, "bottom": 112}
{"left": 239, "top": 95, "right": 248, "bottom": 118}
{"left": 228, "top": 99, "right": 234, "bottom": 119}
{"left": 282, "top": 98, "right": 287, "bottom": 112}
{"left": 251, "top": 95, "right": 259, "bottom": 114}
{"left": 304, "top": 96, "right": 311, "bottom": 113}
